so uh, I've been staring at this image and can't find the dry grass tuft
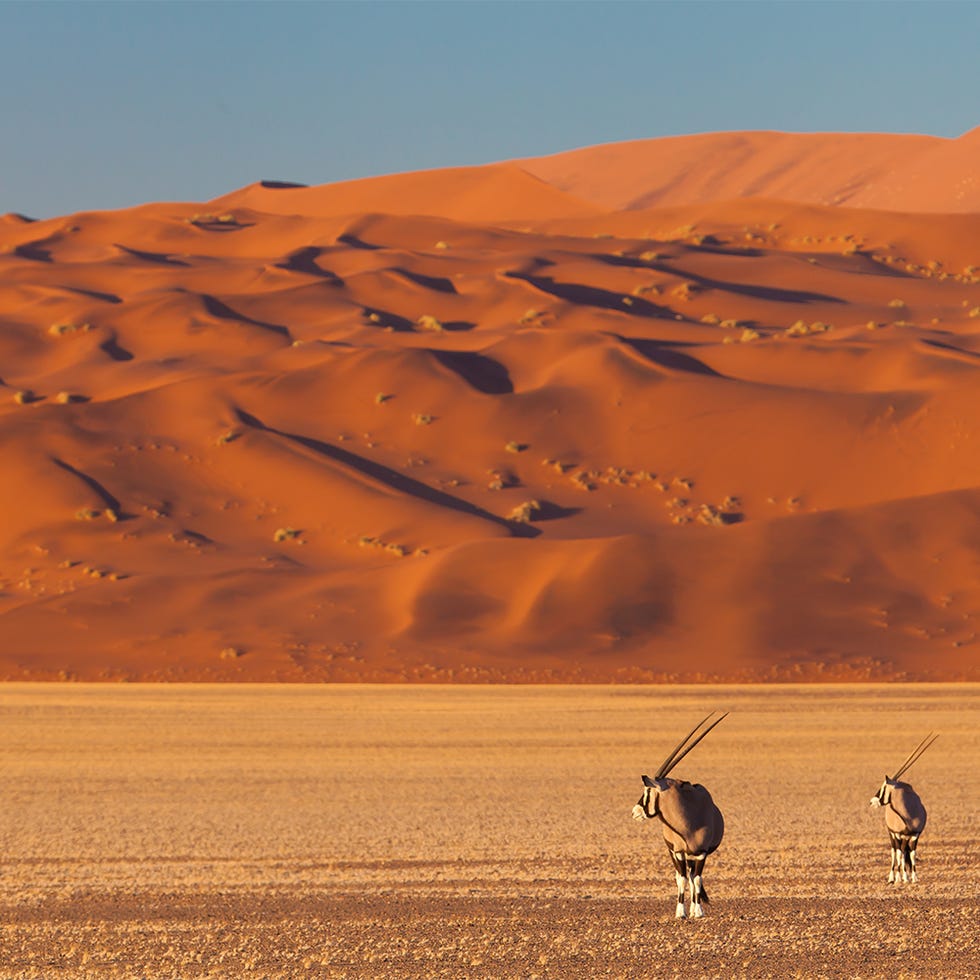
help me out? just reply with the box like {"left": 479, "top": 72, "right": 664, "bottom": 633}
{"left": 508, "top": 500, "right": 541, "bottom": 523}
{"left": 416, "top": 314, "right": 444, "bottom": 333}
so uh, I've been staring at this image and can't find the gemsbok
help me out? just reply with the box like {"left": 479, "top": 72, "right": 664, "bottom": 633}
{"left": 870, "top": 732, "right": 937, "bottom": 884}
{"left": 631, "top": 711, "right": 728, "bottom": 919}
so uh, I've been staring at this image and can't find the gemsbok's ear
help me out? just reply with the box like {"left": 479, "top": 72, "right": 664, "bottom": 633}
{"left": 642, "top": 774, "right": 655, "bottom": 787}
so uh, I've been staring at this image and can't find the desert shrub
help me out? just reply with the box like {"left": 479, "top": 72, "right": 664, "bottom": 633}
{"left": 49, "top": 321, "right": 89, "bottom": 337}
{"left": 508, "top": 500, "right": 541, "bottom": 523}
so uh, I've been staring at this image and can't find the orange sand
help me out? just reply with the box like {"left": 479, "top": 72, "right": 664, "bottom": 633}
{"left": 2, "top": 130, "right": 979, "bottom": 681}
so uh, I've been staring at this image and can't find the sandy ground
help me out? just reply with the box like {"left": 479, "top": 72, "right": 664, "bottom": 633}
{"left": 1, "top": 683, "right": 978, "bottom": 978}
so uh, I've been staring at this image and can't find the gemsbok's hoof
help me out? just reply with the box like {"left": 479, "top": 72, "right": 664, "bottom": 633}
{"left": 691, "top": 904, "right": 705, "bottom": 919}
{"left": 675, "top": 904, "right": 687, "bottom": 920}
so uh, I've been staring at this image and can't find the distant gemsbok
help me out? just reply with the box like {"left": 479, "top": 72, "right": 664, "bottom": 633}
{"left": 870, "top": 732, "right": 938, "bottom": 884}
{"left": 632, "top": 711, "right": 728, "bottom": 919}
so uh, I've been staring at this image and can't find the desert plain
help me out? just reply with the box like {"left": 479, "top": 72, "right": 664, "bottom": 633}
{"left": 1, "top": 683, "right": 979, "bottom": 979}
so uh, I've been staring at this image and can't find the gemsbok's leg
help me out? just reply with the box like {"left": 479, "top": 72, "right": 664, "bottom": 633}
{"left": 888, "top": 834, "right": 899, "bottom": 883}
{"left": 670, "top": 850, "right": 687, "bottom": 919}
{"left": 901, "top": 838, "right": 912, "bottom": 883}
{"left": 908, "top": 836, "right": 919, "bottom": 883}
{"left": 689, "top": 856, "right": 707, "bottom": 919}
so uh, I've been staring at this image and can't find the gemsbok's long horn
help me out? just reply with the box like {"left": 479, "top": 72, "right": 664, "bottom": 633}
{"left": 654, "top": 712, "right": 715, "bottom": 779}
{"left": 893, "top": 732, "right": 939, "bottom": 780}
{"left": 656, "top": 711, "right": 729, "bottom": 779}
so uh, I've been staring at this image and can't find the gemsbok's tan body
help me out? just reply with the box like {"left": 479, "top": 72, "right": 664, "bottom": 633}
{"left": 870, "top": 733, "right": 936, "bottom": 884}
{"left": 632, "top": 712, "right": 727, "bottom": 919}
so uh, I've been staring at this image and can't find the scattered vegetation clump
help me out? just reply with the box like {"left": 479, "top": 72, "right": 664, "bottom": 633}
{"left": 632, "top": 283, "right": 661, "bottom": 297}
{"left": 639, "top": 250, "right": 665, "bottom": 262}
{"left": 508, "top": 500, "right": 541, "bottom": 523}
{"left": 75, "top": 508, "right": 101, "bottom": 521}
{"left": 598, "top": 467, "right": 630, "bottom": 486}
{"left": 216, "top": 429, "right": 241, "bottom": 445}
{"left": 697, "top": 504, "right": 727, "bottom": 526}
{"left": 888, "top": 298, "right": 906, "bottom": 308}
{"left": 519, "top": 309, "right": 542, "bottom": 324}
{"left": 220, "top": 647, "right": 243, "bottom": 660}
{"left": 273, "top": 527, "right": 301, "bottom": 543}
{"left": 375, "top": 392, "right": 393, "bottom": 405}
{"left": 415, "top": 314, "right": 444, "bottom": 333}
{"left": 188, "top": 212, "right": 238, "bottom": 226}
{"left": 671, "top": 282, "right": 700, "bottom": 301}
{"left": 787, "top": 320, "right": 832, "bottom": 337}
{"left": 55, "top": 391, "right": 81, "bottom": 404}
{"left": 505, "top": 441, "right": 528, "bottom": 454}
{"left": 412, "top": 413, "right": 434, "bottom": 426}
{"left": 700, "top": 313, "right": 720, "bottom": 324}
{"left": 968, "top": 307, "right": 980, "bottom": 318}
{"left": 49, "top": 321, "right": 90, "bottom": 337}
{"left": 739, "top": 328, "right": 761, "bottom": 343}
{"left": 570, "top": 471, "right": 596, "bottom": 492}
{"left": 358, "top": 535, "right": 412, "bottom": 557}
{"left": 434, "top": 241, "right": 450, "bottom": 250}
{"left": 13, "top": 390, "right": 35, "bottom": 405}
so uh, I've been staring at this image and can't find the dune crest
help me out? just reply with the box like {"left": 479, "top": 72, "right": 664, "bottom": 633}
{"left": 2, "top": 131, "right": 980, "bottom": 681}
{"left": 522, "top": 128, "right": 980, "bottom": 212}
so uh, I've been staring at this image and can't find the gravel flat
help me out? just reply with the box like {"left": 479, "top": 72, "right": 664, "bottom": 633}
{"left": 1, "top": 684, "right": 978, "bottom": 978}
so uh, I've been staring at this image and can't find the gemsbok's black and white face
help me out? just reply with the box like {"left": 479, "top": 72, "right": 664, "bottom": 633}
{"left": 632, "top": 775, "right": 667, "bottom": 821}
{"left": 870, "top": 777, "right": 895, "bottom": 808}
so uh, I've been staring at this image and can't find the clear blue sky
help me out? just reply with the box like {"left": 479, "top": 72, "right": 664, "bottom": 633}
{"left": 2, "top": 0, "right": 978, "bottom": 218}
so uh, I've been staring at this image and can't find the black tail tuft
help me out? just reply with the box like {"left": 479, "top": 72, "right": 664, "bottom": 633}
{"left": 699, "top": 884, "right": 710, "bottom": 904}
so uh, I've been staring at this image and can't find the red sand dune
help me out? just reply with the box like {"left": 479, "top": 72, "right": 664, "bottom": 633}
{"left": 521, "top": 127, "right": 980, "bottom": 212}
{"left": 2, "top": 129, "right": 980, "bottom": 681}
